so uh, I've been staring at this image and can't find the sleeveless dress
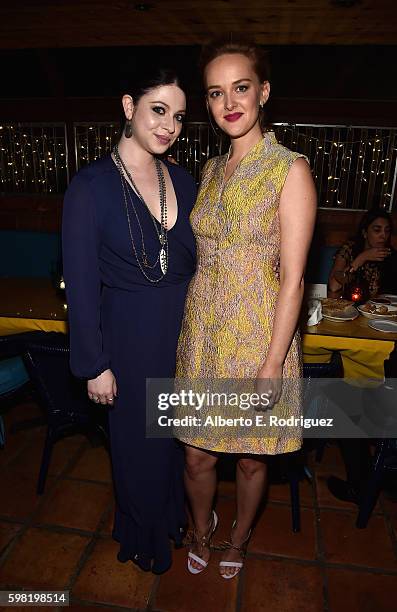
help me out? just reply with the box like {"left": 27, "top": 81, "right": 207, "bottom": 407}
{"left": 62, "top": 155, "right": 196, "bottom": 573}
{"left": 176, "top": 132, "right": 306, "bottom": 455}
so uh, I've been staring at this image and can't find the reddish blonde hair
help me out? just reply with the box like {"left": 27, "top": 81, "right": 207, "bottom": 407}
{"left": 199, "top": 37, "right": 271, "bottom": 131}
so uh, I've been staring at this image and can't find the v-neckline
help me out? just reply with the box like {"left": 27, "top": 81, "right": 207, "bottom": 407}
{"left": 111, "top": 154, "right": 179, "bottom": 232}
{"left": 221, "top": 135, "right": 265, "bottom": 187}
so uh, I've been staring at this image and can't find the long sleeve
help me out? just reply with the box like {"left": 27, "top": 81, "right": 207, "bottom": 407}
{"left": 62, "top": 173, "right": 110, "bottom": 379}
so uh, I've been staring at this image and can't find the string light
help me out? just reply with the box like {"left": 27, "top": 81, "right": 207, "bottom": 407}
{"left": 0, "top": 122, "right": 396, "bottom": 209}
{"left": 273, "top": 124, "right": 396, "bottom": 209}
{"left": 0, "top": 123, "right": 67, "bottom": 193}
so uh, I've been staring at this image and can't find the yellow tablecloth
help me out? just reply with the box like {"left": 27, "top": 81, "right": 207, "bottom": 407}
{"left": 0, "top": 278, "right": 68, "bottom": 337}
{"left": 303, "top": 333, "right": 395, "bottom": 382}
{"left": 0, "top": 276, "right": 395, "bottom": 385}
{"left": 0, "top": 317, "right": 67, "bottom": 336}
{"left": 2, "top": 315, "right": 391, "bottom": 382}
{"left": 0, "top": 316, "right": 393, "bottom": 382}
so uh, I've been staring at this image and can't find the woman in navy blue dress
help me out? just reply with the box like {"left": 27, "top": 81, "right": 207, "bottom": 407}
{"left": 62, "top": 68, "right": 196, "bottom": 573}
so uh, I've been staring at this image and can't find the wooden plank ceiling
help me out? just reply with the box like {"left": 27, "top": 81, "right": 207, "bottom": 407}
{"left": 0, "top": 0, "right": 396, "bottom": 48}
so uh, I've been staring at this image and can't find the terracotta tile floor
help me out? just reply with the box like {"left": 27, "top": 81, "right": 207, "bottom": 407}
{"left": 1, "top": 400, "right": 397, "bottom": 611}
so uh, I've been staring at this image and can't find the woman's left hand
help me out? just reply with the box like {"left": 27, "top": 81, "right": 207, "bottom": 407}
{"left": 255, "top": 363, "right": 283, "bottom": 410}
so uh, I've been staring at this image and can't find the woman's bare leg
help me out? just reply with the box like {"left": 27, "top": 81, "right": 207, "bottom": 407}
{"left": 220, "top": 455, "right": 267, "bottom": 577}
{"left": 184, "top": 444, "right": 218, "bottom": 571}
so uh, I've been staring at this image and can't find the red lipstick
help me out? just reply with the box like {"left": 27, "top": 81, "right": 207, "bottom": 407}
{"left": 155, "top": 134, "right": 171, "bottom": 145}
{"left": 224, "top": 113, "right": 243, "bottom": 122}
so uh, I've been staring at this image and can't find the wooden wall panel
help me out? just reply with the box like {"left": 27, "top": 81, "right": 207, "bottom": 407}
{"left": 315, "top": 208, "right": 397, "bottom": 249}
{"left": 2, "top": 196, "right": 396, "bottom": 254}
{"left": 0, "top": 196, "right": 62, "bottom": 232}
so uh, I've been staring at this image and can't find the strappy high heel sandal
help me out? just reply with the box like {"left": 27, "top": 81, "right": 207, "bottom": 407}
{"left": 219, "top": 520, "right": 251, "bottom": 580}
{"left": 187, "top": 510, "right": 218, "bottom": 574}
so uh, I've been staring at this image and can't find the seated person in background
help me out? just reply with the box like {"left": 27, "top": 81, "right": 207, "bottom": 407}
{"left": 327, "top": 208, "right": 394, "bottom": 298}
{"left": 326, "top": 208, "right": 396, "bottom": 503}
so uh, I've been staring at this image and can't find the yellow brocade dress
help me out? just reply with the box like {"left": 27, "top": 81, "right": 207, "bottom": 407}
{"left": 176, "top": 132, "right": 306, "bottom": 455}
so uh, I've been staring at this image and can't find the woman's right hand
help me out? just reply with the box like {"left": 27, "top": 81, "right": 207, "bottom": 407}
{"left": 87, "top": 369, "right": 117, "bottom": 405}
{"left": 351, "top": 247, "right": 391, "bottom": 270}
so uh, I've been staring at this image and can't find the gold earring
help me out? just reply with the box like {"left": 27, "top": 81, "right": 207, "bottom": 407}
{"left": 124, "top": 119, "right": 133, "bottom": 138}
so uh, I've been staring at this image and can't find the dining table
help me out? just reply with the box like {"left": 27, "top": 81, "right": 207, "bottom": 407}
{"left": 1, "top": 277, "right": 397, "bottom": 383}
{"left": 303, "top": 314, "right": 397, "bottom": 383}
{"left": 0, "top": 277, "right": 67, "bottom": 336}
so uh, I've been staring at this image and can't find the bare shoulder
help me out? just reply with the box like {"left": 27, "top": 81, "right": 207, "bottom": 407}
{"left": 281, "top": 156, "right": 315, "bottom": 199}
{"left": 280, "top": 156, "right": 317, "bottom": 219}
{"left": 286, "top": 157, "right": 312, "bottom": 181}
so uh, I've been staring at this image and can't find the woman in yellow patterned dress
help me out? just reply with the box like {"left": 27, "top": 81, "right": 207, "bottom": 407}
{"left": 176, "top": 40, "right": 317, "bottom": 578}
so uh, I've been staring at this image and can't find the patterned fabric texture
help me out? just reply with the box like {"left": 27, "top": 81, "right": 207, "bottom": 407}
{"left": 176, "top": 132, "right": 306, "bottom": 454}
{"left": 336, "top": 241, "right": 382, "bottom": 298}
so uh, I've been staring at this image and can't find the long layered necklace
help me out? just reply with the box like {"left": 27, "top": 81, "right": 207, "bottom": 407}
{"left": 113, "top": 144, "right": 168, "bottom": 283}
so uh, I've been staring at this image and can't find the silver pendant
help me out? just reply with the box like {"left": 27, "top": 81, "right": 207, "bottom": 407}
{"left": 160, "top": 247, "right": 168, "bottom": 275}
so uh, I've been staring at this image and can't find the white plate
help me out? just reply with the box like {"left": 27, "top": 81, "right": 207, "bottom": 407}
{"left": 368, "top": 319, "right": 397, "bottom": 333}
{"left": 379, "top": 294, "right": 397, "bottom": 305}
{"left": 322, "top": 308, "right": 359, "bottom": 322}
{"left": 357, "top": 304, "right": 397, "bottom": 320}
{"left": 369, "top": 298, "right": 392, "bottom": 305}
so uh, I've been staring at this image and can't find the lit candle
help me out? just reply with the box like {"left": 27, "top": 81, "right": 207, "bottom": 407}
{"left": 351, "top": 287, "right": 362, "bottom": 302}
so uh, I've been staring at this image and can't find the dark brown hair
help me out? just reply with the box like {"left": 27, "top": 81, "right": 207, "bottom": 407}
{"left": 125, "top": 66, "right": 186, "bottom": 106}
{"left": 120, "top": 66, "right": 186, "bottom": 136}
{"left": 352, "top": 208, "right": 393, "bottom": 257}
{"left": 199, "top": 37, "right": 271, "bottom": 131}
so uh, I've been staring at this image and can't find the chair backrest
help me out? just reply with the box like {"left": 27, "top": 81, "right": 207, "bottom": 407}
{"left": 22, "top": 332, "right": 93, "bottom": 426}
{"left": 303, "top": 352, "right": 344, "bottom": 419}
{"left": 0, "top": 331, "right": 47, "bottom": 360}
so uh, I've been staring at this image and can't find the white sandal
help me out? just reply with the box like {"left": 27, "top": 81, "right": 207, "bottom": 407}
{"left": 219, "top": 520, "right": 251, "bottom": 580}
{"left": 187, "top": 510, "right": 218, "bottom": 574}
